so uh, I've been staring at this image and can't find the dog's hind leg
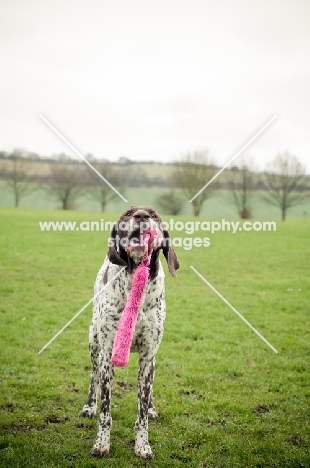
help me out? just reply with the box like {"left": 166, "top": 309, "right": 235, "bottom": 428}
{"left": 134, "top": 353, "right": 155, "bottom": 459}
{"left": 80, "top": 321, "right": 100, "bottom": 418}
{"left": 90, "top": 351, "right": 114, "bottom": 457}
{"left": 148, "top": 358, "right": 158, "bottom": 420}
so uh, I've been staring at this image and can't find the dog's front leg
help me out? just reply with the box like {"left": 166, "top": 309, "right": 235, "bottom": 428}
{"left": 134, "top": 354, "right": 155, "bottom": 459}
{"left": 90, "top": 351, "right": 114, "bottom": 457}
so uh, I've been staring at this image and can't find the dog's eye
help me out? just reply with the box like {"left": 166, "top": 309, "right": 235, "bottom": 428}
{"left": 125, "top": 211, "right": 131, "bottom": 216}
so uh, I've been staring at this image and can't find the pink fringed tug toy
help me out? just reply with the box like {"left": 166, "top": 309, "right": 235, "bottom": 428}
{"left": 110, "top": 228, "right": 158, "bottom": 367}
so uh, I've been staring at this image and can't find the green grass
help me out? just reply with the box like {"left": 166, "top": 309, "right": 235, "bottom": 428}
{"left": 0, "top": 208, "right": 309, "bottom": 467}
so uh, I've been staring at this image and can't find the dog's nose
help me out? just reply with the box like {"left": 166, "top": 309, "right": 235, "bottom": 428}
{"left": 133, "top": 210, "right": 151, "bottom": 222}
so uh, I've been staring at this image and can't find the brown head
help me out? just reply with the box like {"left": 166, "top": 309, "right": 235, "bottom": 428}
{"left": 108, "top": 205, "right": 180, "bottom": 280}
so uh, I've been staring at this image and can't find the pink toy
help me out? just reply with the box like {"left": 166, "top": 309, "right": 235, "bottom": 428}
{"left": 110, "top": 228, "right": 157, "bottom": 367}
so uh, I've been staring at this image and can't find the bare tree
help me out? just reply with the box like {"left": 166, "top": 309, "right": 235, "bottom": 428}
{"left": 171, "top": 151, "right": 216, "bottom": 216}
{"left": 86, "top": 161, "right": 125, "bottom": 212}
{"left": 227, "top": 159, "right": 254, "bottom": 218}
{"left": 264, "top": 152, "right": 308, "bottom": 221}
{"left": 1, "top": 150, "right": 35, "bottom": 207}
{"left": 155, "top": 190, "right": 183, "bottom": 215}
{"left": 48, "top": 160, "right": 86, "bottom": 210}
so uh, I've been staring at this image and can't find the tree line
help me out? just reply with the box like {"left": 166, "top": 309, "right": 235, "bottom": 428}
{"left": 0, "top": 149, "right": 309, "bottom": 221}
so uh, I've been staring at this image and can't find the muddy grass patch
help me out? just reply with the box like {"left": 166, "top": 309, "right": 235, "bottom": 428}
{"left": 1, "top": 423, "right": 46, "bottom": 433}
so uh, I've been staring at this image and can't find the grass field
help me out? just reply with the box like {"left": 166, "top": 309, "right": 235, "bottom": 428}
{"left": 0, "top": 208, "right": 309, "bottom": 467}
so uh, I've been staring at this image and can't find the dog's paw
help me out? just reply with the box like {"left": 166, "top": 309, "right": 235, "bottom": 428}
{"left": 79, "top": 405, "right": 96, "bottom": 418}
{"left": 90, "top": 446, "right": 110, "bottom": 458}
{"left": 135, "top": 431, "right": 154, "bottom": 459}
{"left": 135, "top": 442, "right": 154, "bottom": 459}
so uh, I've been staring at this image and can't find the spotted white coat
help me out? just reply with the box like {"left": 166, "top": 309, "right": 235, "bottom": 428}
{"left": 80, "top": 206, "right": 179, "bottom": 459}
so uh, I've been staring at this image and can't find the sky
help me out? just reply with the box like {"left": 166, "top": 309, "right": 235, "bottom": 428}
{"left": 1, "top": 0, "right": 310, "bottom": 172}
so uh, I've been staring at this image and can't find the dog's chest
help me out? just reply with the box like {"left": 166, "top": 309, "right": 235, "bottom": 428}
{"left": 94, "top": 259, "right": 166, "bottom": 351}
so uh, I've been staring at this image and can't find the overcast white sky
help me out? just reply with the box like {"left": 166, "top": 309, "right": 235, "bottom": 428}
{"left": 1, "top": 0, "right": 310, "bottom": 171}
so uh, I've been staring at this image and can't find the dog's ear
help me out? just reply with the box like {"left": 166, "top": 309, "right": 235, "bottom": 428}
{"left": 149, "top": 249, "right": 160, "bottom": 280}
{"left": 162, "top": 230, "right": 180, "bottom": 277}
{"left": 108, "top": 223, "right": 127, "bottom": 266}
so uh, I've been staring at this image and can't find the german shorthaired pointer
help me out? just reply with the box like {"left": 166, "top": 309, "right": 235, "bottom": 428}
{"left": 80, "top": 206, "right": 179, "bottom": 459}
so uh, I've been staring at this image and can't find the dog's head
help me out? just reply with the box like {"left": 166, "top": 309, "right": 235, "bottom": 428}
{"left": 108, "top": 205, "right": 180, "bottom": 280}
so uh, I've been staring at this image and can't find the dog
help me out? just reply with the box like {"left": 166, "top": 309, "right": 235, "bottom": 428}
{"left": 80, "top": 205, "right": 179, "bottom": 459}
